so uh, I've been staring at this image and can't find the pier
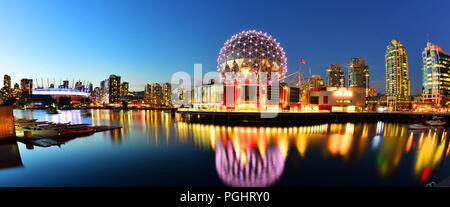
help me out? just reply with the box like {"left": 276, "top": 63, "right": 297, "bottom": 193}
{"left": 14, "top": 118, "right": 122, "bottom": 147}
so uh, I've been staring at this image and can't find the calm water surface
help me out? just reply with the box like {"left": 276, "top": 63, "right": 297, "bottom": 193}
{"left": 1, "top": 109, "right": 450, "bottom": 187}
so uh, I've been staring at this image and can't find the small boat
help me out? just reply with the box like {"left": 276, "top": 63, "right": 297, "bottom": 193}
{"left": 81, "top": 108, "right": 92, "bottom": 116}
{"left": 46, "top": 107, "right": 59, "bottom": 114}
{"left": 408, "top": 123, "right": 430, "bottom": 130}
{"left": 426, "top": 115, "right": 446, "bottom": 126}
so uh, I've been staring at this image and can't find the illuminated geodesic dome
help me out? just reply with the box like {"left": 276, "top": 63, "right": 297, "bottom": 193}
{"left": 217, "top": 30, "right": 287, "bottom": 80}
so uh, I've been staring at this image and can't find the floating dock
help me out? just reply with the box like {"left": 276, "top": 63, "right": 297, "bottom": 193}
{"left": 14, "top": 119, "right": 122, "bottom": 147}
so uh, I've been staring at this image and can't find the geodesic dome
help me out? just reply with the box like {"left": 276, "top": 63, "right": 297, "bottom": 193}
{"left": 217, "top": 30, "right": 287, "bottom": 80}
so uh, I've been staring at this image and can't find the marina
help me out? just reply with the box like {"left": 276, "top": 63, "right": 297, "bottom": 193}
{"left": 13, "top": 115, "right": 121, "bottom": 147}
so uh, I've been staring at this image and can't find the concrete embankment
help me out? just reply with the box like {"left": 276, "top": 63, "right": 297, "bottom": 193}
{"left": 176, "top": 111, "right": 445, "bottom": 126}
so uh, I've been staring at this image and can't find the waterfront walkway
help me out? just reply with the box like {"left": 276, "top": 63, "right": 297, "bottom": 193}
{"left": 177, "top": 110, "right": 447, "bottom": 125}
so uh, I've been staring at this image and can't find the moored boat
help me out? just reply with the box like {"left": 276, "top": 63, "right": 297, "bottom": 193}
{"left": 408, "top": 123, "right": 429, "bottom": 130}
{"left": 426, "top": 115, "right": 446, "bottom": 126}
{"left": 46, "top": 107, "right": 59, "bottom": 114}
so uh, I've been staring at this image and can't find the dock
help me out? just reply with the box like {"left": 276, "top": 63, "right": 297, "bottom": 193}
{"left": 14, "top": 118, "right": 122, "bottom": 147}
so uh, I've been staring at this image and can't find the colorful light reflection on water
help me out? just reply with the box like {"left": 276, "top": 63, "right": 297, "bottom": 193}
{"left": 1, "top": 109, "right": 450, "bottom": 187}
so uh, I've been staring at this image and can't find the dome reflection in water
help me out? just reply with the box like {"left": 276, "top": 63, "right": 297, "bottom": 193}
{"left": 214, "top": 127, "right": 285, "bottom": 187}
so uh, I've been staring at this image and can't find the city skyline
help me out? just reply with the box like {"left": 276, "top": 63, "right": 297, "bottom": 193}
{"left": 1, "top": 0, "right": 449, "bottom": 94}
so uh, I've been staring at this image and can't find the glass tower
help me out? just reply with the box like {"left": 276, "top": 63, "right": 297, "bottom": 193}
{"left": 422, "top": 42, "right": 450, "bottom": 106}
{"left": 385, "top": 39, "right": 410, "bottom": 107}
{"left": 348, "top": 57, "right": 369, "bottom": 97}
{"left": 326, "top": 64, "right": 345, "bottom": 87}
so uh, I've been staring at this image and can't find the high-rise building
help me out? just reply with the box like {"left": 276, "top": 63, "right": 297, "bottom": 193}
{"left": 121, "top": 82, "right": 129, "bottom": 98}
{"left": 163, "top": 83, "right": 172, "bottom": 106}
{"left": 385, "top": 39, "right": 410, "bottom": 105}
{"left": 20, "top": 79, "right": 33, "bottom": 95}
{"left": 3, "top": 75, "right": 11, "bottom": 97}
{"left": 88, "top": 83, "right": 93, "bottom": 93}
{"left": 144, "top": 84, "right": 152, "bottom": 103}
{"left": 422, "top": 42, "right": 450, "bottom": 105}
{"left": 100, "top": 80, "right": 106, "bottom": 104}
{"left": 325, "top": 64, "right": 345, "bottom": 87}
{"left": 93, "top": 87, "right": 101, "bottom": 104}
{"left": 12, "top": 83, "right": 21, "bottom": 101}
{"left": 108, "top": 75, "right": 121, "bottom": 104}
{"left": 152, "top": 83, "right": 163, "bottom": 106}
{"left": 348, "top": 57, "right": 369, "bottom": 97}
{"left": 309, "top": 75, "right": 324, "bottom": 89}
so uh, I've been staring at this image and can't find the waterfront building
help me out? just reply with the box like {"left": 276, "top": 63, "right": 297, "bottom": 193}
{"left": 348, "top": 57, "right": 369, "bottom": 97}
{"left": 152, "top": 83, "right": 163, "bottom": 106}
{"left": 121, "top": 82, "right": 129, "bottom": 98}
{"left": 32, "top": 88, "right": 90, "bottom": 104}
{"left": 163, "top": 83, "right": 172, "bottom": 106}
{"left": 385, "top": 39, "right": 410, "bottom": 108}
{"left": 308, "top": 87, "right": 366, "bottom": 112}
{"left": 309, "top": 75, "right": 325, "bottom": 89}
{"left": 325, "top": 64, "right": 345, "bottom": 87}
{"left": 422, "top": 42, "right": 450, "bottom": 106}
{"left": 107, "top": 75, "right": 121, "bottom": 104}
{"left": 144, "top": 83, "right": 152, "bottom": 104}
{"left": 20, "top": 78, "right": 33, "bottom": 95}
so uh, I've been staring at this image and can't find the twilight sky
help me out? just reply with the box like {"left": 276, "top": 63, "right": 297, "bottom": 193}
{"left": 0, "top": 0, "right": 449, "bottom": 94}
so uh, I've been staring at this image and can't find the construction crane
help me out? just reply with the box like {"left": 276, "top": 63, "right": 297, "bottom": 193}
{"left": 280, "top": 70, "right": 309, "bottom": 90}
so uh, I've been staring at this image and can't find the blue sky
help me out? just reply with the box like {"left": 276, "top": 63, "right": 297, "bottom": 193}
{"left": 0, "top": 0, "right": 449, "bottom": 94}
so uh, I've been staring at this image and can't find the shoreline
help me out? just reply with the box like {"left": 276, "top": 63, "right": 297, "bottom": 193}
{"left": 176, "top": 111, "right": 446, "bottom": 126}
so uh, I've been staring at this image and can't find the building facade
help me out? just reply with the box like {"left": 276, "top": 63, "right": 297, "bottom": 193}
{"left": 163, "top": 83, "right": 172, "bottom": 106}
{"left": 144, "top": 83, "right": 152, "bottom": 104}
{"left": 385, "top": 39, "right": 410, "bottom": 106}
{"left": 309, "top": 75, "right": 324, "bottom": 89}
{"left": 348, "top": 57, "right": 369, "bottom": 97}
{"left": 121, "top": 82, "right": 129, "bottom": 98}
{"left": 152, "top": 83, "right": 163, "bottom": 106}
{"left": 108, "top": 75, "right": 121, "bottom": 104}
{"left": 20, "top": 79, "right": 33, "bottom": 95}
{"left": 422, "top": 42, "right": 450, "bottom": 106}
{"left": 308, "top": 87, "right": 366, "bottom": 112}
{"left": 325, "top": 64, "right": 345, "bottom": 87}
{"left": 100, "top": 80, "right": 106, "bottom": 104}
{"left": 2, "top": 75, "right": 11, "bottom": 97}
